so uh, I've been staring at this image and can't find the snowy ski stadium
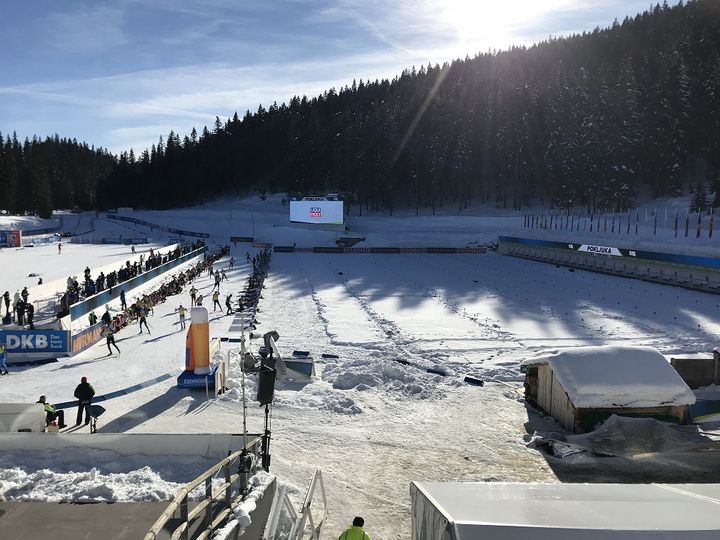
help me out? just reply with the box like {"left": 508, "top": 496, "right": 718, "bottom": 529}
{"left": 2, "top": 194, "right": 720, "bottom": 539}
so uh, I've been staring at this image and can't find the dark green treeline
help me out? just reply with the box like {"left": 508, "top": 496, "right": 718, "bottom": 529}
{"left": 0, "top": 133, "right": 115, "bottom": 218}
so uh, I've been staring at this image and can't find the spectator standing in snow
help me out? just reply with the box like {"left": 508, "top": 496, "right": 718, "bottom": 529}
{"left": 12, "top": 291, "right": 20, "bottom": 322}
{"left": 26, "top": 303, "right": 35, "bottom": 330}
{"left": 339, "top": 517, "right": 371, "bottom": 540}
{"left": 0, "top": 344, "right": 8, "bottom": 375}
{"left": 101, "top": 308, "right": 112, "bottom": 326}
{"left": 2, "top": 291, "right": 10, "bottom": 317}
{"left": 88, "top": 311, "right": 98, "bottom": 325}
{"left": 21, "top": 287, "right": 28, "bottom": 303}
{"left": 74, "top": 376, "right": 95, "bottom": 425}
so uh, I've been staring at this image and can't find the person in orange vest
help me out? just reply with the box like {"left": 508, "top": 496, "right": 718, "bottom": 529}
{"left": 339, "top": 517, "right": 371, "bottom": 540}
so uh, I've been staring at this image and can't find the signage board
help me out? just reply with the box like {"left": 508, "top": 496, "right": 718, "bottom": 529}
{"left": 0, "top": 329, "right": 70, "bottom": 354}
{"left": 71, "top": 323, "right": 104, "bottom": 355}
{"left": 290, "top": 200, "right": 343, "bottom": 225}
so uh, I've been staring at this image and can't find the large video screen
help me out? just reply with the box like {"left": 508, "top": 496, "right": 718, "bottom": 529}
{"left": 290, "top": 200, "right": 344, "bottom": 225}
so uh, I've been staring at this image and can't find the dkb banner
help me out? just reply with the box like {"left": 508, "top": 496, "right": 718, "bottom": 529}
{"left": 0, "top": 329, "right": 70, "bottom": 354}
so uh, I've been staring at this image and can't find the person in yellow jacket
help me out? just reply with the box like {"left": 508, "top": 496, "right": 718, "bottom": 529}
{"left": 339, "top": 517, "right": 371, "bottom": 540}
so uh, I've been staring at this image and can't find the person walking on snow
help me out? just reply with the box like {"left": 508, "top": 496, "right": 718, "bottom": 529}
{"left": 339, "top": 517, "right": 371, "bottom": 540}
{"left": 212, "top": 291, "right": 221, "bottom": 311}
{"left": 0, "top": 344, "right": 8, "bottom": 375}
{"left": 189, "top": 286, "right": 197, "bottom": 307}
{"left": 58, "top": 243, "right": 62, "bottom": 254}
{"left": 120, "top": 289, "right": 127, "bottom": 311}
{"left": 101, "top": 325, "right": 120, "bottom": 355}
{"left": 178, "top": 304, "right": 187, "bottom": 330}
{"left": 73, "top": 376, "right": 95, "bottom": 425}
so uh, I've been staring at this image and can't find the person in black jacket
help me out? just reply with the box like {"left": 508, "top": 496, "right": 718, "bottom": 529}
{"left": 74, "top": 376, "right": 95, "bottom": 425}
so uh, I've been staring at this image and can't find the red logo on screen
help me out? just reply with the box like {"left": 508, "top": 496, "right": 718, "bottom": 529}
{"left": 310, "top": 207, "right": 322, "bottom": 218}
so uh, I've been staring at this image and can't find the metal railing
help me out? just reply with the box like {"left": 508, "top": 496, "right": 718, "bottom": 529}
{"left": 144, "top": 438, "right": 260, "bottom": 540}
{"left": 263, "top": 469, "right": 328, "bottom": 540}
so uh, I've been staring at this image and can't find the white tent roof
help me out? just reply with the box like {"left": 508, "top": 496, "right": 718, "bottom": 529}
{"left": 411, "top": 482, "right": 720, "bottom": 540}
{"left": 522, "top": 345, "right": 695, "bottom": 408}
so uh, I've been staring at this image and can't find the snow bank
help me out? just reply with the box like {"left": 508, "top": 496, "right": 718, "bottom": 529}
{"left": 0, "top": 448, "right": 218, "bottom": 502}
{"left": 523, "top": 345, "right": 695, "bottom": 408}
{"left": 212, "top": 470, "right": 275, "bottom": 540}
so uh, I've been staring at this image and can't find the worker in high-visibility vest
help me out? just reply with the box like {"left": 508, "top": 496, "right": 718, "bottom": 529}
{"left": 339, "top": 517, "right": 371, "bottom": 540}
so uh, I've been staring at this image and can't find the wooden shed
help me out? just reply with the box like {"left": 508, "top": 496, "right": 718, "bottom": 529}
{"left": 522, "top": 345, "right": 695, "bottom": 433}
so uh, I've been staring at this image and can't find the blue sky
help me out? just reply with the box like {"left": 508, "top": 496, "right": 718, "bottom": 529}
{"left": 0, "top": 1, "right": 678, "bottom": 155}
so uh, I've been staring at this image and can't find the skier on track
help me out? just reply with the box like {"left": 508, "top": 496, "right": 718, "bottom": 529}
{"left": 101, "top": 325, "right": 120, "bottom": 355}
{"left": 189, "top": 286, "right": 197, "bottom": 307}
{"left": 178, "top": 304, "right": 187, "bottom": 330}
{"left": 212, "top": 290, "right": 221, "bottom": 311}
{"left": 138, "top": 307, "right": 151, "bottom": 334}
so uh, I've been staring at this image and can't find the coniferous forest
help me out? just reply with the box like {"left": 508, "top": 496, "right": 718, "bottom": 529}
{"left": 3, "top": 1, "right": 720, "bottom": 216}
{"left": 0, "top": 134, "right": 114, "bottom": 218}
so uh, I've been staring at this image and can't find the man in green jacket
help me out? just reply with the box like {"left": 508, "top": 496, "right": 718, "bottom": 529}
{"left": 339, "top": 517, "right": 371, "bottom": 540}
{"left": 37, "top": 395, "right": 66, "bottom": 428}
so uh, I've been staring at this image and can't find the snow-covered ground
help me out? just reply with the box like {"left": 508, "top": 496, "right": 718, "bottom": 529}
{"left": 1, "top": 196, "right": 720, "bottom": 539}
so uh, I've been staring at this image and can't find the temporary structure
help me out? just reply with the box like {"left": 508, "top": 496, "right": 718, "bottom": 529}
{"left": 411, "top": 482, "right": 720, "bottom": 540}
{"left": 522, "top": 345, "right": 695, "bottom": 432}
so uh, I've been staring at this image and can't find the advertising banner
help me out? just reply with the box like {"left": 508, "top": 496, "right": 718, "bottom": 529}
{"left": 577, "top": 244, "right": 623, "bottom": 256}
{"left": 0, "top": 329, "right": 70, "bottom": 354}
{"left": 290, "top": 200, "right": 344, "bottom": 225}
{"left": 71, "top": 323, "right": 104, "bottom": 355}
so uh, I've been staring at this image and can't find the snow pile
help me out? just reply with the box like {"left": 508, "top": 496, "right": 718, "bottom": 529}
{"left": 694, "top": 384, "right": 720, "bottom": 400}
{"left": 528, "top": 415, "right": 719, "bottom": 459}
{"left": 0, "top": 466, "right": 186, "bottom": 502}
{"left": 523, "top": 345, "right": 696, "bottom": 408}
{"left": 212, "top": 470, "right": 275, "bottom": 540}
{"left": 0, "top": 448, "right": 218, "bottom": 502}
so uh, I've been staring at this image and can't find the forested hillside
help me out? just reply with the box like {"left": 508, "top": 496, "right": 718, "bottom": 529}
{"left": 3, "top": 1, "right": 719, "bottom": 215}
{"left": 0, "top": 133, "right": 115, "bottom": 217}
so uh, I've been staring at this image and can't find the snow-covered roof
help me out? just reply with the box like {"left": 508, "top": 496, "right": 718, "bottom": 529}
{"left": 522, "top": 345, "right": 696, "bottom": 408}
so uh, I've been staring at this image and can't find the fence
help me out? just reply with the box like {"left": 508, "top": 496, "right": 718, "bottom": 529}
{"left": 68, "top": 245, "right": 207, "bottom": 321}
{"left": 272, "top": 246, "right": 487, "bottom": 254}
{"left": 143, "top": 438, "right": 264, "bottom": 540}
{"left": 499, "top": 236, "right": 720, "bottom": 294}
{"left": 106, "top": 214, "right": 210, "bottom": 239}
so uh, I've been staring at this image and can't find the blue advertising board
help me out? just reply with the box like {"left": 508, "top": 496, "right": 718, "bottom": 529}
{"left": 499, "top": 236, "right": 720, "bottom": 270}
{"left": 0, "top": 329, "right": 70, "bottom": 354}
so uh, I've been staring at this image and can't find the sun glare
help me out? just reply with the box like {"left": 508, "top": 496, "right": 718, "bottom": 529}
{"left": 437, "top": 0, "right": 573, "bottom": 50}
